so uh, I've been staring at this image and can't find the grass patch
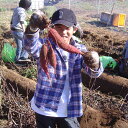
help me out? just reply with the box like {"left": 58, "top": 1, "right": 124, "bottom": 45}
{"left": 20, "top": 65, "right": 37, "bottom": 79}
{"left": 42, "top": 6, "right": 57, "bottom": 18}
{"left": 0, "top": 8, "right": 7, "bottom": 12}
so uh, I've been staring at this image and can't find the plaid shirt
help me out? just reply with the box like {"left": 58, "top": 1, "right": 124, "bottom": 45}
{"left": 24, "top": 31, "right": 103, "bottom": 117}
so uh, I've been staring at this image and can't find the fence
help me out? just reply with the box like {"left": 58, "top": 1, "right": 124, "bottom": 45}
{"left": 0, "top": 0, "right": 128, "bottom": 30}
{"left": 30, "top": 0, "right": 44, "bottom": 10}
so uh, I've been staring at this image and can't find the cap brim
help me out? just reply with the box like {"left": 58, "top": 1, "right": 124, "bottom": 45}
{"left": 53, "top": 20, "right": 74, "bottom": 27}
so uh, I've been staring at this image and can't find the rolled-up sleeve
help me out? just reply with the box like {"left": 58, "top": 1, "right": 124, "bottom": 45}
{"left": 24, "top": 31, "right": 45, "bottom": 59}
{"left": 19, "top": 9, "right": 26, "bottom": 23}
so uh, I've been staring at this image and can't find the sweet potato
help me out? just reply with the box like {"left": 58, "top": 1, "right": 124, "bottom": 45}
{"left": 48, "top": 28, "right": 84, "bottom": 55}
{"left": 40, "top": 28, "right": 86, "bottom": 79}
{"left": 40, "top": 43, "right": 50, "bottom": 79}
{"left": 47, "top": 40, "right": 57, "bottom": 70}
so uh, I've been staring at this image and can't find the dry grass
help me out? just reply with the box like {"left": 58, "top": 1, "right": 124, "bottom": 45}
{"left": 0, "top": 11, "right": 13, "bottom": 30}
{"left": 0, "top": 78, "right": 36, "bottom": 128}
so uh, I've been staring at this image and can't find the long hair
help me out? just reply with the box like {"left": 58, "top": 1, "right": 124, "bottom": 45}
{"left": 19, "top": 0, "right": 31, "bottom": 10}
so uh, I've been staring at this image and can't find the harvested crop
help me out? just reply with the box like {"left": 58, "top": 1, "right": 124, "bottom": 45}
{"left": 40, "top": 42, "right": 50, "bottom": 79}
{"left": 48, "top": 28, "right": 84, "bottom": 55}
{"left": 40, "top": 28, "right": 86, "bottom": 79}
{"left": 47, "top": 40, "right": 57, "bottom": 70}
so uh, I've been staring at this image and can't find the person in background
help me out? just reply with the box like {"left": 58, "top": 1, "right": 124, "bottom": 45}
{"left": 11, "top": 0, "right": 31, "bottom": 62}
{"left": 119, "top": 40, "right": 128, "bottom": 78}
{"left": 24, "top": 8, "right": 104, "bottom": 128}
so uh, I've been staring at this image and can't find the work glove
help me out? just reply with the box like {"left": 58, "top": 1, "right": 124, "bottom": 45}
{"left": 83, "top": 51, "right": 100, "bottom": 70}
{"left": 29, "top": 10, "right": 50, "bottom": 31}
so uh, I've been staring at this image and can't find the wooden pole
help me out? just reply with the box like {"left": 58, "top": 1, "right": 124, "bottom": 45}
{"left": 97, "top": 0, "right": 101, "bottom": 21}
{"left": 69, "top": 0, "right": 71, "bottom": 9}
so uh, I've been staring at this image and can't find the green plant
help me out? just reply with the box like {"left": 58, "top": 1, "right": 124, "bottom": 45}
{"left": 26, "top": 10, "right": 34, "bottom": 15}
{"left": 0, "top": 8, "right": 7, "bottom": 12}
{"left": 20, "top": 66, "right": 37, "bottom": 79}
{"left": 41, "top": 6, "right": 57, "bottom": 18}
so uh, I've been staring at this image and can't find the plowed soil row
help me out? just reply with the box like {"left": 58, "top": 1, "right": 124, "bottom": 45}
{"left": 81, "top": 24, "right": 128, "bottom": 59}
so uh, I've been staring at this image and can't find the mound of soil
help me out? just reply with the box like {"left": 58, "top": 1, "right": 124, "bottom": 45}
{"left": 81, "top": 24, "right": 128, "bottom": 59}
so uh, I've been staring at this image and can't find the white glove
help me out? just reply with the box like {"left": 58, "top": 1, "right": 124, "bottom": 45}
{"left": 29, "top": 10, "right": 50, "bottom": 30}
{"left": 83, "top": 51, "right": 100, "bottom": 70}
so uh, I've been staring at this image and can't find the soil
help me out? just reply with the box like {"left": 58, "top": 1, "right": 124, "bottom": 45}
{"left": 0, "top": 1, "right": 128, "bottom": 127}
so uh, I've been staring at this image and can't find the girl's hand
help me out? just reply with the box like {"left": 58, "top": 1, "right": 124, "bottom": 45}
{"left": 29, "top": 10, "right": 50, "bottom": 30}
{"left": 83, "top": 51, "right": 100, "bottom": 70}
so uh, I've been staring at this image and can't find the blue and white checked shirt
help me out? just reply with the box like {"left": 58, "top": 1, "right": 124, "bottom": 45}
{"left": 24, "top": 31, "right": 103, "bottom": 117}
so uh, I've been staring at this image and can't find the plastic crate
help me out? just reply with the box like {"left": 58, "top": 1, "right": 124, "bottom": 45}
{"left": 100, "top": 12, "right": 113, "bottom": 25}
{"left": 112, "top": 13, "right": 126, "bottom": 27}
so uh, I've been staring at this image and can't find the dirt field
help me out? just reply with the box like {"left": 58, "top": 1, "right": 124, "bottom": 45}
{"left": 0, "top": 0, "right": 128, "bottom": 127}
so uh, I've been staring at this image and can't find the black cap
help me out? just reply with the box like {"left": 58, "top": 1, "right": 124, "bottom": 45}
{"left": 51, "top": 8, "right": 77, "bottom": 27}
{"left": 19, "top": 0, "right": 31, "bottom": 10}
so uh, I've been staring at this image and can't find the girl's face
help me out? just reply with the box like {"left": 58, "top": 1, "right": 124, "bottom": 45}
{"left": 54, "top": 24, "right": 77, "bottom": 44}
